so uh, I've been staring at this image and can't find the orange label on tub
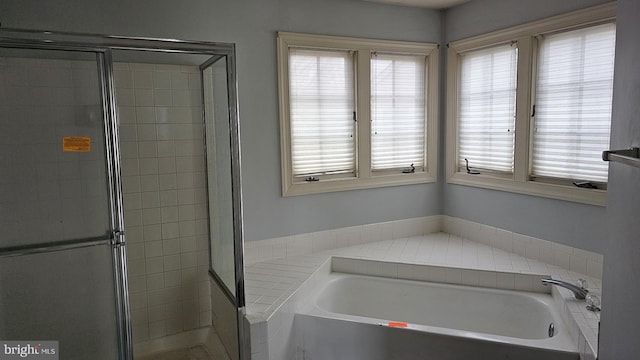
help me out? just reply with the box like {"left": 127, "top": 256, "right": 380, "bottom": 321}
{"left": 388, "top": 322, "right": 408, "bottom": 328}
{"left": 63, "top": 136, "right": 91, "bottom": 152}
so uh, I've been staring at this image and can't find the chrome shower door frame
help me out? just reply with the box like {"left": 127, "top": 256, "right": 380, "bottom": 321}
{"left": 0, "top": 38, "right": 131, "bottom": 359}
{"left": 0, "top": 28, "right": 247, "bottom": 360}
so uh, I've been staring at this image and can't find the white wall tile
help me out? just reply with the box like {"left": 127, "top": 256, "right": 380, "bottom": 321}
{"left": 346, "top": 226, "right": 363, "bottom": 246}
{"left": 143, "top": 208, "right": 161, "bottom": 225}
{"left": 164, "top": 270, "right": 182, "bottom": 287}
{"left": 532, "top": 276, "right": 551, "bottom": 294}
{"left": 511, "top": 233, "right": 529, "bottom": 257}
{"left": 153, "top": 71, "right": 172, "bottom": 89}
{"left": 428, "top": 266, "right": 447, "bottom": 283}
{"left": 148, "top": 320, "right": 167, "bottom": 339}
{"left": 162, "top": 238, "right": 181, "bottom": 255}
{"left": 134, "top": 89, "right": 153, "bottom": 106}
{"left": 121, "top": 141, "right": 139, "bottom": 159}
{"left": 128, "top": 260, "right": 146, "bottom": 278}
{"left": 424, "top": 215, "right": 442, "bottom": 234}
{"left": 144, "top": 224, "right": 163, "bottom": 242}
{"left": 476, "top": 270, "right": 497, "bottom": 288}
{"left": 477, "top": 224, "right": 496, "bottom": 246}
{"left": 156, "top": 124, "right": 173, "bottom": 140}
{"left": 381, "top": 262, "right": 398, "bottom": 278}
{"left": 171, "top": 72, "right": 189, "bottom": 89}
{"left": 553, "top": 246, "right": 572, "bottom": 270}
{"left": 443, "top": 267, "right": 462, "bottom": 284}
{"left": 133, "top": 71, "right": 153, "bottom": 89}
{"left": 570, "top": 254, "right": 588, "bottom": 275}
{"left": 538, "top": 239, "right": 554, "bottom": 264}
{"left": 397, "top": 263, "right": 414, "bottom": 280}
{"left": 161, "top": 206, "right": 179, "bottom": 223}
{"left": 141, "top": 191, "right": 160, "bottom": 209}
{"left": 136, "top": 106, "right": 155, "bottom": 123}
{"left": 139, "top": 158, "right": 159, "bottom": 175}
{"left": 154, "top": 89, "right": 172, "bottom": 107}
{"left": 116, "top": 63, "right": 211, "bottom": 344}
{"left": 514, "top": 274, "right": 533, "bottom": 291}
{"left": 460, "top": 269, "right": 479, "bottom": 286}
{"left": 365, "top": 260, "right": 384, "bottom": 277}
{"left": 147, "top": 273, "right": 165, "bottom": 291}
{"left": 137, "top": 141, "right": 157, "bottom": 158}
{"left": 496, "top": 272, "right": 515, "bottom": 290}
{"left": 586, "top": 259, "right": 603, "bottom": 280}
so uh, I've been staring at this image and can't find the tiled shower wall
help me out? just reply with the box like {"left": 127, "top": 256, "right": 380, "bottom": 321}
{"left": 114, "top": 62, "right": 212, "bottom": 343}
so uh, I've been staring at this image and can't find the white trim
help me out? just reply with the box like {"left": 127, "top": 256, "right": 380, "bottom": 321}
{"left": 446, "top": 3, "right": 615, "bottom": 207}
{"left": 448, "top": 172, "right": 606, "bottom": 206}
{"left": 278, "top": 32, "right": 439, "bottom": 196}
{"left": 447, "top": 2, "right": 616, "bottom": 51}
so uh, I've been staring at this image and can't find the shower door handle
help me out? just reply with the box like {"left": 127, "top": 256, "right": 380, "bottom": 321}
{"left": 111, "top": 229, "right": 126, "bottom": 247}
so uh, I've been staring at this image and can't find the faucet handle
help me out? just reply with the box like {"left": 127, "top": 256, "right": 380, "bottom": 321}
{"left": 586, "top": 294, "right": 601, "bottom": 312}
{"left": 576, "top": 278, "right": 588, "bottom": 290}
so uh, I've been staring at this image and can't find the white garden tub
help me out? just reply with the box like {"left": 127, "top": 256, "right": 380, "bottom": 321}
{"left": 294, "top": 273, "right": 579, "bottom": 360}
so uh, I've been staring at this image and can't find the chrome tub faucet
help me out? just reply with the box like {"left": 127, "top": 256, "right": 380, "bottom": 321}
{"left": 541, "top": 278, "right": 588, "bottom": 300}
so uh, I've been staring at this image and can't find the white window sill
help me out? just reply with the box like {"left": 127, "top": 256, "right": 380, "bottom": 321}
{"left": 283, "top": 172, "right": 436, "bottom": 197}
{"left": 447, "top": 172, "right": 606, "bottom": 206}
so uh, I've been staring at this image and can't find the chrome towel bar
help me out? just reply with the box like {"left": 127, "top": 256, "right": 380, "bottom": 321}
{"left": 602, "top": 147, "right": 640, "bottom": 168}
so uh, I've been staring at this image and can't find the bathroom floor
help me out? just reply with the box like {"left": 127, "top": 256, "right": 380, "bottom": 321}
{"left": 138, "top": 345, "right": 228, "bottom": 360}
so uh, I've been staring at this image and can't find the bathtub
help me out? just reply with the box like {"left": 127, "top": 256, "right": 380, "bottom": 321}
{"left": 294, "top": 273, "right": 579, "bottom": 360}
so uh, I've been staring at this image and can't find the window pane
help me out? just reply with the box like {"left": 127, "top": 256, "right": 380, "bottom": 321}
{"left": 289, "top": 48, "right": 355, "bottom": 177}
{"left": 532, "top": 23, "right": 616, "bottom": 183}
{"left": 371, "top": 53, "right": 426, "bottom": 171}
{"left": 458, "top": 44, "right": 518, "bottom": 173}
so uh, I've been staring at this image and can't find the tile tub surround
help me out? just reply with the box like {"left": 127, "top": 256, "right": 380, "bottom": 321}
{"left": 441, "top": 216, "right": 604, "bottom": 280}
{"left": 115, "top": 62, "right": 212, "bottom": 343}
{"left": 244, "top": 216, "right": 443, "bottom": 265}
{"left": 244, "top": 216, "right": 604, "bottom": 280}
{"left": 244, "top": 233, "right": 602, "bottom": 360}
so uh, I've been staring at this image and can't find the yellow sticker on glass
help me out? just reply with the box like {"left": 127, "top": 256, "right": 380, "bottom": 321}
{"left": 62, "top": 136, "right": 91, "bottom": 152}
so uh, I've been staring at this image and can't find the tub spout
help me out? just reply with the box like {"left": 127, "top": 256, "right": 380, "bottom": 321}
{"left": 541, "top": 278, "right": 588, "bottom": 300}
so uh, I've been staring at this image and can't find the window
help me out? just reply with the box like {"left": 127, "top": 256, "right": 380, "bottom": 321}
{"left": 458, "top": 44, "right": 518, "bottom": 174}
{"left": 370, "top": 53, "right": 426, "bottom": 172}
{"left": 447, "top": 3, "right": 616, "bottom": 205}
{"left": 278, "top": 32, "right": 439, "bottom": 196}
{"left": 289, "top": 48, "right": 356, "bottom": 179}
{"left": 531, "top": 23, "right": 616, "bottom": 183}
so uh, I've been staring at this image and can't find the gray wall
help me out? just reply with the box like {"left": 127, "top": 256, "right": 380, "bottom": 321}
{"left": 0, "top": 0, "right": 442, "bottom": 242}
{"left": 599, "top": 0, "right": 640, "bottom": 358}
{"left": 443, "top": 0, "right": 612, "bottom": 254}
{"left": 0, "top": 0, "right": 620, "bottom": 250}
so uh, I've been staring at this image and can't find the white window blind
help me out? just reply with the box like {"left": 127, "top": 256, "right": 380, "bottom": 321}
{"left": 371, "top": 53, "right": 426, "bottom": 171}
{"left": 532, "top": 23, "right": 616, "bottom": 183}
{"left": 288, "top": 48, "right": 356, "bottom": 177}
{"left": 458, "top": 44, "right": 518, "bottom": 173}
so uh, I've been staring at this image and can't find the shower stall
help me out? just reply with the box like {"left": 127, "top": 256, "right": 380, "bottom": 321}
{"left": 0, "top": 29, "right": 246, "bottom": 359}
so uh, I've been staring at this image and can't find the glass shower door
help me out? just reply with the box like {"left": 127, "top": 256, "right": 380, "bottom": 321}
{"left": 202, "top": 54, "right": 245, "bottom": 359}
{"left": 203, "top": 57, "right": 236, "bottom": 297}
{"left": 0, "top": 47, "right": 127, "bottom": 359}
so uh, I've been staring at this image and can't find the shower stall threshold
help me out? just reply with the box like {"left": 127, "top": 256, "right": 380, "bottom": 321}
{"left": 134, "top": 327, "right": 230, "bottom": 360}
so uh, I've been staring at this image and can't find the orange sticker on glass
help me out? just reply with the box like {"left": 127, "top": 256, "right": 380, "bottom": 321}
{"left": 63, "top": 136, "right": 91, "bottom": 152}
{"left": 388, "top": 322, "right": 408, "bottom": 328}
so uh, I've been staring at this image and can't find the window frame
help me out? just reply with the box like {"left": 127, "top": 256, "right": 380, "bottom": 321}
{"left": 446, "top": 2, "right": 616, "bottom": 206}
{"left": 278, "top": 32, "right": 439, "bottom": 197}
